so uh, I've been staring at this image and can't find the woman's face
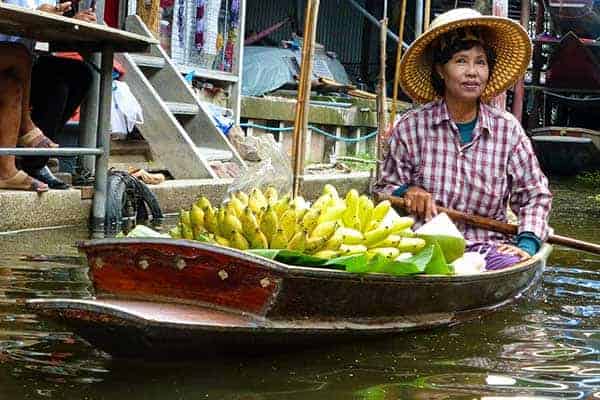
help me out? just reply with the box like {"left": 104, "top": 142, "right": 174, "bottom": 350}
{"left": 435, "top": 44, "right": 490, "bottom": 104}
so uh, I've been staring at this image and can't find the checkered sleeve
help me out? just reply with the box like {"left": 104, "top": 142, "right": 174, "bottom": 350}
{"left": 376, "top": 118, "right": 417, "bottom": 195}
{"left": 508, "top": 125, "right": 553, "bottom": 241}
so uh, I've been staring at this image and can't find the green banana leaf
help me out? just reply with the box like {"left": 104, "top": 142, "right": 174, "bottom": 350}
{"left": 248, "top": 244, "right": 454, "bottom": 276}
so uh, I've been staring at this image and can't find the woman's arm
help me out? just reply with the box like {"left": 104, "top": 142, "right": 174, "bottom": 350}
{"left": 508, "top": 124, "right": 553, "bottom": 242}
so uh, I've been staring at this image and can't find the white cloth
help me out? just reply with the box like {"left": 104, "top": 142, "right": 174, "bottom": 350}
{"left": 111, "top": 80, "right": 143, "bottom": 136}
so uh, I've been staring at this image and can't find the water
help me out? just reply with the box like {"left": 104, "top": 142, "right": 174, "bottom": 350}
{"left": 1, "top": 178, "right": 599, "bottom": 399}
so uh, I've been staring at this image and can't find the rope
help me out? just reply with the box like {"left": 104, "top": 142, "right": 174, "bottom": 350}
{"left": 239, "top": 122, "right": 378, "bottom": 143}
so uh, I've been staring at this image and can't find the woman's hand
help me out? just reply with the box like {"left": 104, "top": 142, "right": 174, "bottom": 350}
{"left": 38, "top": 2, "right": 72, "bottom": 14}
{"left": 404, "top": 186, "right": 437, "bottom": 221}
{"left": 74, "top": 8, "right": 97, "bottom": 22}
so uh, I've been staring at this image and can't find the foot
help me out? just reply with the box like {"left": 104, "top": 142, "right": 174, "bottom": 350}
{"left": 18, "top": 127, "right": 59, "bottom": 148}
{"left": 0, "top": 170, "right": 49, "bottom": 192}
{"left": 31, "top": 166, "right": 70, "bottom": 190}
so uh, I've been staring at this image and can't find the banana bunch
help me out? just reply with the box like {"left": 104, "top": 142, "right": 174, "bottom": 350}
{"left": 169, "top": 185, "right": 425, "bottom": 261}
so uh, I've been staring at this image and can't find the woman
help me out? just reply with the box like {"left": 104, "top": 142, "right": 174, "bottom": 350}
{"left": 377, "top": 8, "right": 552, "bottom": 256}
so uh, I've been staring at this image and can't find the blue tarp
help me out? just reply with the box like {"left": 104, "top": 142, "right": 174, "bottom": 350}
{"left": 242, "top": 46, "right": 351, "bottom": 97}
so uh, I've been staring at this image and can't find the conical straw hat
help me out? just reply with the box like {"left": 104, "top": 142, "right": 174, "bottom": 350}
{"left": 399, "top": 8, "right": 532, "bottom": 104}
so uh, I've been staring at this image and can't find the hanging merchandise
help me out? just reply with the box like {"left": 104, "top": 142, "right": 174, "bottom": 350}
{"left": 195, "top": 0, "right": 206, "bottom": 50}
{"left": 176, "top": 0, "right": 185, "bottom": 46}
{"left": 224, "top": 0, "right": 239, "bottom": 71}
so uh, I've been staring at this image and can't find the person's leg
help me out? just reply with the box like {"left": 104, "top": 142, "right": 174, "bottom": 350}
{"left": 0, "top": 69, "right": 47, "bottom": 192}
{"left": 22, "top": 57, "right": 70, "bottom": 173}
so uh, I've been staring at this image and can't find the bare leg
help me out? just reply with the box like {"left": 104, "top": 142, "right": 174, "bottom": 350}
{"left": 0, "top": 70, "right": 23, "bottom": 180}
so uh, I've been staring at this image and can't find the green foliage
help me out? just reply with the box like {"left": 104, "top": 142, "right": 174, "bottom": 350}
{"left": 575, "top": 171, "right": 600, "bottom": 188}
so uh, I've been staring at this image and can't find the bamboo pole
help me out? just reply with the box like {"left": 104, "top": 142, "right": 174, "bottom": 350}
{"left": 424, "top": 0, "right": 431, "bottom": 30}
{"left": 374, "top": 0, "right": 388, "bottom": 188}
{"left": 390, "top": 0, "right": 407, "bottom": 122}
{"left": 291, "top": 0, "right": 320, "bottom": 198}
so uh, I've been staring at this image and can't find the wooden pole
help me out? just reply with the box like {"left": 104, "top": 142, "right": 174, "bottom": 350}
{"left": 512, "top": 0, "right": 530, "bottom": 123}
{"left": 423, "top": 0, "right": 431, "bottom": 30}
{"left": 374, "top": 0, "right": 388, "bottom": 188}
{"left": 490, "top": 0, "right": 508, "bottom": 110}
{"left": 379, "top": 194, "right": 600, "bottom": 256}
{"left": 291, "top": 0, "right": 320, "bottom": 198}
{"left": 390, "top": 0, "right": 407, "bottom": 123}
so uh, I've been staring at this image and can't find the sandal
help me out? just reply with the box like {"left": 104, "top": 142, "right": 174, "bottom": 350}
{"left": 18, "top": 127, "right": 59, "bottom": 149}
{"left": 0, "top": 170, "right": 49, "bottom": 192}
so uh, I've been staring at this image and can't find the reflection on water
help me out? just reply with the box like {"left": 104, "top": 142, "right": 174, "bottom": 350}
{"left": 0, "top": 178, "right": 599, "bottom": 399}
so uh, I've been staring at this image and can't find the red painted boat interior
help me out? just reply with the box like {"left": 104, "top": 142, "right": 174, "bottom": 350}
{"left": 85, "top": 242, "right": 281, "bottom": 316}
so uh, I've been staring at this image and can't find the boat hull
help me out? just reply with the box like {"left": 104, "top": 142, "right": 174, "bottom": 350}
{"left": 28, "top": 239, "right": 551, "bottom": 357}
{"left": 530, "top": 127, "right": 600, "bottom": 174}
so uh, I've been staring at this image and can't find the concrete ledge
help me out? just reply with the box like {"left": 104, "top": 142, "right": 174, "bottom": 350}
{"left": 0, "top": 189, "right": 91, "bottom": 232}
{"left": 0, "top": 172, "right": 372, "bottom": 231}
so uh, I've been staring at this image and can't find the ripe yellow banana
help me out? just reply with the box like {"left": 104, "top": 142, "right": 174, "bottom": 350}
{"left": 358, "top": 196, "right": 374, "bottom": 233}
{"left": 196, "top": 196, "right": 213, "bottom": 212}
{"left": 287, "top": 230, "right": 307, "bottom": 251}
{"left": 363, "top": 225, "right": 394, "bottom": 247}
{"left": 223, "top": 214, "right": 243, "bottom": 238}
{"left": 323, "top": 233, "right": 343, "bottom": 250}
{"left": 336, "top": 227, "right": 364, "bottom": 245}
{"left": 390, "top": 217, "right": 415, "bottom": 233}
{"left": 264, "top": 186, "right": 279, "bottom": 205}
{"left": 367, "top": 247, "right": 400, "bottom": 260}
{"left": 214, "top": 235, "right": 231, "bottom": 247}
{"left": 372, "top": 200, "right": 391, "bottom": 223}
{"left": 312, "top": 193, "right": 333, "bottom": 211}
{"left": 181, "top": 222, "right": 194, "bottom": 240}
{"left": 233, "top": 190, "right": 249, "bottom": 206}
{"left": 280, "top": 208, "right": 298, "bottom": 240}
{"left": 249, "top": 228, "right": 269, "bottom": 249}
{"left": 305, "top": 236, "right": 328, "bottom": 253}
{"left": 322, "top": 183, "right": 339, "bottom": 199}
{"left": 397, "top": 237, "right": 426, "bottom": 253}
{"left": 339, "top": 243, "right": 367, "bottom": 255}
{"left": 317, "top": 202, "right": 346, "bottom": 224}
{"left": 371, "top": 233, "right": 402, "bottom": 248}
{"left": 248, "top": 188, "right": 268, "bottom": 212}
{"left": 217, "top": 207, "right": 227, "bottom": 236}
{"left": 179, "top": 209, "right": 191, "bottom": 228}
{"left": 190, "top": 204, "right": 205, "bottom": 237}
{"left": 273, "top": 194, "right": 291, "bottom": 218}
{"left": 313, "top": 249, "right": 340, "bottom": 259}
{"left": 229, "top": 196, "right": 246, "bottom": 217}
{"left": 203, "top": 206, "right": 218, "bottom": 234}
{"left": 168, "top": 224, "right": 182, "bottom": 239}
{"left": 260, "top": 205, "right": 279, "bottom": 243}
{"left": 270, "top": 229, "right": 288, "bottom": 249}
{"left": 310, "top": 221, "right": 338, "bottom": 240}
{"left": 240, "top": 206, "right": 260, "bottom": 238}
{"left": 230, "top": 231, "right": 250, "bottom": 250}
{"left": 301, "top": 207, "right": 322, "bottom": 233}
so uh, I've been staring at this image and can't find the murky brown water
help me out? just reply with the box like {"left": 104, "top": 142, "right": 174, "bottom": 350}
{"left": 1, "top": 178, "right": 599, "bottom": 399}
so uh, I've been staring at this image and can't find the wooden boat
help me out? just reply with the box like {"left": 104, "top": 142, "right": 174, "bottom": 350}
{"left": 27, "top": 238, "right": 552, "bottom": 357}
{"left": 530, "top": 126, "right": 600, "bottom": 174}
{"left": 544, "top": 32, "right": 600, "bottom": 90}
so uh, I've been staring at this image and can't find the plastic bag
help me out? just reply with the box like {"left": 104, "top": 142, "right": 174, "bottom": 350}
{"left": 226, "top": 133, "right": 292, "bottom": 201}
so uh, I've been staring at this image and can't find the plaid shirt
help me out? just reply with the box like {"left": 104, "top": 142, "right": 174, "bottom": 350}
{"left": 377, "top": 100, "right": 552, "bottom": 242}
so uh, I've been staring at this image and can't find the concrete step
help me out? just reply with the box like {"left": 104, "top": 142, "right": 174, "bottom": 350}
{"left": 197, "top": 147, "right": 233, "bottom": 162}
{"left": 129, "top": 54, "right": 166, "bottom": 69}
{"left": 165, "top": 101, "right": 199, "bottom": 116}
{"left": 110, "top": 139, "right": 151, "bottom": 157}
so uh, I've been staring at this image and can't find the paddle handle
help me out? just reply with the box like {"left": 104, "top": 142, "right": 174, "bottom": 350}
{"left": 379, "top": 194, "right": 600, "bottom": 256}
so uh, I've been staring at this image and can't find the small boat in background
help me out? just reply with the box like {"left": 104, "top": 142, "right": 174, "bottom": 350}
{"left": 27, "top": 238, "right": 551, "bottom": 358}
{"left": 530, "top": 126, "right": 600, "bottom": 175}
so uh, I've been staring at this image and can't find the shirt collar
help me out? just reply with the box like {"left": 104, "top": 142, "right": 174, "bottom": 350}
{"left": 432, "top": 100, "right": 493, "bottom": 136}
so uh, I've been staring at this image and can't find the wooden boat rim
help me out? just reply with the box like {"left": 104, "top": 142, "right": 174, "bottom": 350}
{"left": 530, "top": 126, "right": 600, "bottom": 136}
{"left": 532, "top": 136, "right": 593, "bottom": 144}
{"left": 78, "top": 238, "right": 551, "bottom": 283}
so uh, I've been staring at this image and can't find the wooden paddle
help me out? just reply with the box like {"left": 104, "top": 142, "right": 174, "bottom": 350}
{"left": 378, "top": 193, "right": 600, "bottom": 255}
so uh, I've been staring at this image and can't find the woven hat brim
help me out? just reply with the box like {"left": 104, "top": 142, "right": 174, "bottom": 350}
{"left": 399, "top": 16, "right": 532, "bottom": 104}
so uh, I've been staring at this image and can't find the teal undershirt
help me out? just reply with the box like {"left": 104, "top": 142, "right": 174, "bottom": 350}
{"left": 456, "top": 117, "right": 477, "bottom": 144}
